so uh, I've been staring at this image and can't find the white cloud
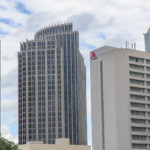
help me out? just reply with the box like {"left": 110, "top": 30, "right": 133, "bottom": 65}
{"left": 1, "top": 0, "right": 150, "bottom": 145}
{"left": 1, "top": 124, "right": 18, "bottom": 144}
{"left": 1, "top": 99, "right": 17, "bottom": 115}
{"left": 1, "top": 99, "right": 18, "bottom": 143}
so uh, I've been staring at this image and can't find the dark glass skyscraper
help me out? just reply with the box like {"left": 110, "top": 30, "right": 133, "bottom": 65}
{"left": 18, "top": 23, "right": 87, "bottom": 145}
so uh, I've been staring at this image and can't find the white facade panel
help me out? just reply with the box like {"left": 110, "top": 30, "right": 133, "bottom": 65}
{"left": 91, "top": 46, "right": 150, "bottom": 150}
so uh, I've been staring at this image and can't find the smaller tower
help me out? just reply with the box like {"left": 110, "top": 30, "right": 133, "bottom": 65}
{"left": 144, "top": 27, "right": 150, "bottom": 52}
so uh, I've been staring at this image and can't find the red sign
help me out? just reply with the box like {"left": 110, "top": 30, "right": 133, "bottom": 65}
{"left": 91, "top": 52, "right": 98, "bottom": 60}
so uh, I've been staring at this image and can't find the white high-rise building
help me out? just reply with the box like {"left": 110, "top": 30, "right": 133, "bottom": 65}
{"left": 90, "top": 46, "right": 150, "bottom": 150}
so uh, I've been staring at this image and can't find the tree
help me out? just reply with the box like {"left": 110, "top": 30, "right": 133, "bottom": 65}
{"left": 0, "top": 136, "right": 20, "bottom": 150}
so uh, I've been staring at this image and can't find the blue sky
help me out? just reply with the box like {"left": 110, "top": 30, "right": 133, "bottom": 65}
{"left": 15, "top": 1, "right": 33, "bottom": 15}
{"left": 0, "top": 0, "right": 149, "bottom": 145}
{"left": 0, "top": 18, "right": 21, "bottom": 27}
{"left": 0, "top": 28, "right": 8, "bottom": 35}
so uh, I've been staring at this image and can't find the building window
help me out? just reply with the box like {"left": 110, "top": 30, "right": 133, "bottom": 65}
{"left": 129, "top": 56, "right": 144, "bottom": 63}
{"left": 129, "top": 64, "right": 144, "bottom": 71}
{"left": 131, "top": 110, "right": 145, "bottom": 116}
{"left": 132, "top": 144, "right": 146, "bottom": 149}
{"left": 130, "top": 102, "right": 145, "bottom": 108}
{"left": 130, "top": 94, "right": 145, "bottom": 101}
{"left": 147, "top": 74, "right": 150, "bottom": 79}
{"left": 130, "top": 79, "right": 144, "bottom": 85}
{"left": 146, "top": 59, "right": 150, "bottom": 64}
{"left": 132, "top": 135, "right": 146, "bottom": 141}
{"left": 131, "top": 119, "right": 146, "bottom": 124}
{"left": 130, "top": 87, "right": 145, "bottom": 93}
{"left": 131, "top": 127, "right": 146, "bottom": 132}
{"left": 129, "top": 71, "right": 144, "bottom": 78}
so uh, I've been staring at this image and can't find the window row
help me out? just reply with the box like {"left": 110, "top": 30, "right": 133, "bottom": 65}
{"left": 131, "top": 110, "right": 150, "bottom": 116}
{"left": 129, "top": 56, "right": 150, "bottom": 65}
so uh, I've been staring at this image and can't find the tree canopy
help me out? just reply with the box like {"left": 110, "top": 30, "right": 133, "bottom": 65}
{"left": 0, "top": 136, "right": 20, "bottom": 150}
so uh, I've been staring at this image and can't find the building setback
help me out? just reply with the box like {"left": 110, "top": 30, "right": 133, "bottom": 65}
{"left": 19, "top": 138, "right": 91, "bottom": 150}
{"left": 91, "top": 46, "right": 150, "bottom": 150}
{"left": 18, "top": 23, "right": 87, "bottom": 145}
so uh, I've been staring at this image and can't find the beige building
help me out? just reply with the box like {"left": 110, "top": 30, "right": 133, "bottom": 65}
{"left": 19, "top": 138, "right": 91, "bottom": 150}
{"left": 91, "top": 46, "right": 150, "bottom": 150}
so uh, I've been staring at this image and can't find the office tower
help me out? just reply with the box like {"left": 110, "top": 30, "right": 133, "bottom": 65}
{"left": 91, "top": 46, "right": 150, "bottom": 150}
{"left": 144, "top": 27, "right": 150, "bottom": 52}
{"left": 18, "top": 23, "right": 87, "bottom": 145}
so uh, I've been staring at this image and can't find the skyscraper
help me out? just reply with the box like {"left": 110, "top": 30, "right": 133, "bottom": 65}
{"left": 144, "top": 27, "right": 150, "bottom": 52}
{"left": 18, "top": 23, "right": 87, "bottom": 145}
{"left": 91, "top": 46, "right": 150, "bottom": 150}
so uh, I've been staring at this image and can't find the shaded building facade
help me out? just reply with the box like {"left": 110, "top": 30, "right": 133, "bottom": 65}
{"left": 144, "top": 27, "right": 150, "bottom": 52}
{"left": 18, "top": 23, "right": 87, "bottom": 145}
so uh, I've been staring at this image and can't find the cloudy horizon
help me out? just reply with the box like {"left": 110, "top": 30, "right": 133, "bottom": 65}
{"left": 0, "top": 0, "right": 149, "bottom": 145}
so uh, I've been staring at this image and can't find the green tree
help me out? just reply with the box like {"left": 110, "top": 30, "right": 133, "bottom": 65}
{"left": 0, "top": 136, "right": 20, "bottom": 150}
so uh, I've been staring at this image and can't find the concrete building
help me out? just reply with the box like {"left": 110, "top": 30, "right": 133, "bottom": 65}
{"left": 18, "top": 23, "right": 87, "bottom": 145}
{"left": 19, "top": 138, "right": 91, "bottom": 150}
{"left": 90, "top": 46, "right": 150, "bottom": 150}
{"left": 144, "top": 27, "right": 150, "bottom": 52}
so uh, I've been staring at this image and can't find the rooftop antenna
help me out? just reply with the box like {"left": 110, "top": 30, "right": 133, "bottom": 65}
{"left": 131, "top": 43, "right": 133, "bottom": 49}
{"left": 126, "top": 41, "right": 129, "bottom": 49}
{"left": 126, "top": 41, "right": 127, "bottom": 49}
{"left": 134, "top": 43, "right": 136, "bottom": 50}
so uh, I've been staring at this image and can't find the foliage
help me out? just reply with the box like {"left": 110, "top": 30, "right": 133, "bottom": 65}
{"left": 0, "top": 136, "right": 20, "bottom": 150}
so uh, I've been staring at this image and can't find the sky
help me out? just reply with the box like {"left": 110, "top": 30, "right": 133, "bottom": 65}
{"left": 0, "top": 0, "right": 150, "bottom": 145}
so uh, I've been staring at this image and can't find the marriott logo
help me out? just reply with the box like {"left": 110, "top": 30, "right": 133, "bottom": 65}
{"left": 91, "top": 52, "right": 98, "bottom": 60}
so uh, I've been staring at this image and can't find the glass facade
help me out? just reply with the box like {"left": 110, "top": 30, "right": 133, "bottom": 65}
{"left": 18, "top": 24, "right": 87, "bottom": 145}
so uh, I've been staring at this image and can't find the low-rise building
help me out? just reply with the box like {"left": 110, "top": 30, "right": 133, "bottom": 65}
{"left": 19, "top": 138, "right": 91, "bottom": 150}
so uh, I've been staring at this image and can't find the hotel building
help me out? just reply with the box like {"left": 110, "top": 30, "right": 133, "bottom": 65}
{"left": 91, "top": 46, "right": 150, "bottom": 150}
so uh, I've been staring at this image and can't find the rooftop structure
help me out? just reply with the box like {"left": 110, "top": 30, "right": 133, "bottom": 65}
{"left": 19, "top": 138, "right": 91, "bottom": 150}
